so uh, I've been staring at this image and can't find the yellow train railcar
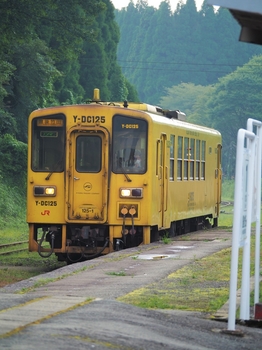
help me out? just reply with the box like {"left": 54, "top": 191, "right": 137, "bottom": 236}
{"left": 27, "top": 89, "right": 222, "bottom": 262}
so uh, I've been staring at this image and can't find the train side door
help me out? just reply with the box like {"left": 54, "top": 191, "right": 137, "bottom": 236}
{"left": 215, "top": 143, "right": 222, "bottom": 218}
{"left": 67, "top": 130, "right": 108, "bottom": 222}
{"left": 157, "top": 133, "right": 168, "bottom": 228}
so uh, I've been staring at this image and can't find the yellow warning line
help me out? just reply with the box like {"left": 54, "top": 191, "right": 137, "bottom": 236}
{"left": 0, "top": 296, "right": 49, "bottom": 314}
{"left": 0, "top": 298, "right": 93, "bottom": 339}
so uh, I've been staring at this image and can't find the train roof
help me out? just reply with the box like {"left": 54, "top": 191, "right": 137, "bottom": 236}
{"left": 33, "top": 88, "right": 186, "bottom": 121}
{"left": 87, "top": 88, "right": 187, "bottom": 121}
{"left": 31, "top": 89, "right": 220, "bottom": 136}
{"left": 150, "top": 111, "right": 221, "bottom": 136}
{"left": 89, "top": 89, "right": 220, "bottom": 135}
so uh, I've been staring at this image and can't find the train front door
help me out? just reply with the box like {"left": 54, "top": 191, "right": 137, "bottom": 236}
{"left": 67, "top": 130, "right": 108, "bottom": 222}
{"left": 157, "top": 133, "right": 168, "bottom": 228}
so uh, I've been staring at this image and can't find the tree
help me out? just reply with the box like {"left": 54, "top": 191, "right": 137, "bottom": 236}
{"left": 207, "top": 55, "right": 262, "bottom": 178}
{"left": 9, "top": 39, "right": 60, "bottom": 141}
{"left": 0, "top": 0, "right": 106, "bottom": 141}
{"left": 0, "top": 134, "right": 27, "bottom": 189}
{"left": 115, "top": 0, "right": 262, "bottom": 103}
{"left": 159, "top": 83, "right": 213, "bottom": 120}
{"left": 79, "top": 0, "right": 131, "bottom": 101}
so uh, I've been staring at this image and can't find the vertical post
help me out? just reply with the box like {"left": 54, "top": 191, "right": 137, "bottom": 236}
{"left": 109, "top": 226, "right": 114, "bottom": 252}
{"left": 240, "top": 130, "right": 255, "bottom": 320}
{"left": 247, "top": 119, "right": 262, "bottom": 306}
{"left": 143, "top": 226, "right": 151, "bottom": 245}
{"left": 228, "top": 129, "right": 255, "bottom": 330}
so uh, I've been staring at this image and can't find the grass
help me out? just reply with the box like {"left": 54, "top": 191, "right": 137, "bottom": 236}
{"left": 219, "top": 203, "right": 234, "bottom": 227}
{"left": 118, "top": 235, "right": 262, "bottom": 314}
{"left": 105, "top": 271, "right": 126, "bottom": 276}
{"left": 0, "top": 267, "right": 40, "bottom": 287}
{"left": 0, "top": 179, "right": 27, "bottom": 234}
{"left": 0, "top": 224, "right": 66, "bottom": 287}
{"left": 118, "top": 249, "right": 232, "bottom": 311}
{"left": 0, "top": 227, "right": 28, "bottom": 245}
{"left": 161, "top": 232, "right": 172, "bottom": 244}
{"left": 0, "top": 224, "right": 66, "bottom": 271}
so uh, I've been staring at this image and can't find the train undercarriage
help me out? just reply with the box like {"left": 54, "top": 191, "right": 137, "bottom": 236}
{"left": 31, "top": 214, "right": 216, "bottom": 264}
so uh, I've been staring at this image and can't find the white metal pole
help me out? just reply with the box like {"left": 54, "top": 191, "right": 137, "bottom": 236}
{"left": 228, "top": 129, "right": 255, "bottom": 330}
{"left": 240, "top": 133, "right": 255, "bottom": 320}
{"left": 228, "top": 129, "right": 244, "bottom": 330}
{"left": 247, "top": 118, "right": 262, "bottom": 305}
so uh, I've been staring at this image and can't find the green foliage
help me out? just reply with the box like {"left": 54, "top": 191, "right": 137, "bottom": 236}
{"left": 208, "top": 55, "right": 262, "bottom": 178}
{"left": 115, "top": 1, "right": 262, "bottom": 104}
{"left": 0, "top": 109, "right": 17, "bottom": 136}
{"left": 125, "top": 79, "right": 139, "bottom": 102}
{"left": 221, "top": 179, "right": 235, "bottom": 201}
{"left": 0, "top": 131, "right": 27, "bottom": 234}
{"left": 9, "top": 39, "right": 61, "bottom": 141}
{"left": 0, "top": 181, "right": 26, "bottom": 230}
{"left": 160, "top": 83, "right": 213, "bottom": 120}
{"left": 161, "top": 232, "right": 171, "bottom": 244}
{"left": 0, "top": 134, "right": 27, "bottom": 190}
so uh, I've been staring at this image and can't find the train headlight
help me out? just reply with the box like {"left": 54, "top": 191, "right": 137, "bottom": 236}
{"left": 34, "top": 186, "right": 56, "bottom": 197}
{"left": 121, "top": 189, "right": 131, "bottom": 197}
{"left": 45, "top": 187, "right": 55, "bottom": 195}
{"left": 120, "top": 188, "right": 143, "bottom": 198}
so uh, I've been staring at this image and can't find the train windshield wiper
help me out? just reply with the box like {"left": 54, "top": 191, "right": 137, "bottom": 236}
{"left": 120, "top": 167, "right": 132, "bottom": 182}
{"left": 45, "top": 158, "right": 64, "bottom": 180}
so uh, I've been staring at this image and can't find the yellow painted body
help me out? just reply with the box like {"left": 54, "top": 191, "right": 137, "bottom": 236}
{"left": 27, "top": 100, "right": 222, "bottom": 261}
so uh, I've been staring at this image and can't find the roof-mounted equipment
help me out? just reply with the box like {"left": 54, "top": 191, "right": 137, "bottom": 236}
{"left": 93, "top": 88, "right": 101, "bottom": 102}
{"left": 163, "top": 110, "right": 186, "bottom": 121}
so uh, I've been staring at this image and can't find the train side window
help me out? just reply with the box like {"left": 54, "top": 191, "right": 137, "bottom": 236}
{"left": 190, "top": 138, "right": 195, "bottom": 180}
{"left": 177, "top": 136, "right": 182, "bottom": 180}
{"left": 169, "top": 135, "right": 175, "bottom": 181}
{"left": 196, "top": 140, "right": 200, "bottom": 180}
{"left": 201, "top": 140, "right": 206, "bottom": 180}
{"left": 184, "top": 137, "right": 189, "bottom": 180}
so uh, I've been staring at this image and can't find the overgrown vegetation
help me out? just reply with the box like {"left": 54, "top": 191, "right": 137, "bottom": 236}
{"left": 118, "top": 233, "right": 262, "bottom": 314}
{"left": 0, "top": 182, "right": 27, "bottom": 234}
{"left": 0, "top": 135, "right": 27, "bottom": 233}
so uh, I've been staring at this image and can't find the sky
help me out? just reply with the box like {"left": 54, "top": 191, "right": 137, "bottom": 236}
{"left": 111, "top": 0, "right": 204, "bottom": 12}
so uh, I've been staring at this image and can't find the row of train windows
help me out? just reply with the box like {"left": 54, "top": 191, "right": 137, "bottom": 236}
{"left": 169, "top": 135, "right": 206, "bottom": 181}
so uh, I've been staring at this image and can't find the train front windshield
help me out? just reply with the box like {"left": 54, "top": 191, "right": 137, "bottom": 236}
{"left": 112, "top": 115, "right": 147, "bottom": 174}
{"left": 31, "top": 115, "right": 65, "bottom": 172}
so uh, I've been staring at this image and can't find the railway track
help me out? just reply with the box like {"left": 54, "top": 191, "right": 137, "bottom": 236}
{"left": 0, "top": 241, "right": 28, "bottom": 256}
{"left": 221, "top": 201, "right": 233, "bottom": 207}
